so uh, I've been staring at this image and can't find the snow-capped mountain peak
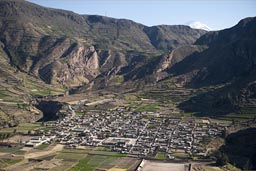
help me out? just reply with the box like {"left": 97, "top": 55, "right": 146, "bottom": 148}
{"left": 187, "top": 21, "right": 212, "bottom": 31}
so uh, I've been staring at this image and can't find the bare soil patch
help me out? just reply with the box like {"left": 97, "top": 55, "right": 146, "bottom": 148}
{"left": 141, "top": 160, "right": 188, "bottom": 171}
{"left": 25, "top": 144, "right": 64, "bottom": 159}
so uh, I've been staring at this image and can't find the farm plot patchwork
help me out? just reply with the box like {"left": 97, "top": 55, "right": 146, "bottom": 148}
{"left": 68, "top": 154, "right": 140, "bottom": 171}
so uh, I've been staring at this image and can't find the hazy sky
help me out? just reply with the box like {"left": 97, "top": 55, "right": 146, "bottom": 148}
{"left": 26, "top": 0, "right": 256, "bottom": 30}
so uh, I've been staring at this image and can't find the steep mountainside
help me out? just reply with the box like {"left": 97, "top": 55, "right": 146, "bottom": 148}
{"left": 220, "top": 128, "right": 256, "bottom": 170}
{"left": 0, "top": 40, "right": 66, "bottom": 128}
{"left": 0, "top": 0, "right": 206, "bottom": 87}
{"left": 169, "top": 17, "right": 256, "bottom": 115}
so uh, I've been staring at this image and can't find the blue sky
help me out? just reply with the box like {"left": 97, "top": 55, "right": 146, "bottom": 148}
{"left": 26, "top": 0, "right": 256, "bottom": 30}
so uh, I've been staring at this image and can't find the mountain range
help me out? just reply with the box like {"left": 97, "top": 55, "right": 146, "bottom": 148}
{"left": 0, "top": 0, "right": 206, "bottom": 87}
{"left": 0, "top": 0, "right": 255, "bottom": 125}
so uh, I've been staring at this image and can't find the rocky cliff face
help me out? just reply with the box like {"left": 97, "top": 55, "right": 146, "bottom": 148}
{"left": 38, "top": 43, "right": 100, "bottom": 86}
{"left": 156, "top": 45, "right": 205, "bottom": 73}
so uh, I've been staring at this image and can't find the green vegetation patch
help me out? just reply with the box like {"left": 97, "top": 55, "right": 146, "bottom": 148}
{"left": 95, "top": 147, "right": 111, "bottom": 151}
{"left": 61, "top": 148, "right": 93, "bottom": 154}
{"left": 23, "top": 77, "right": 65, "bottom": 96}
{"left": 113, "top": 76, "right": 124, "bottom": 84}
{"left": 124, "top": 94, "right": 139, "bottom": 101}
{"left": 2, "top": 158, "right": 22, "bottom": 165}
{"left": 209, "top": 118, "right": 232, "bottom": 126}
{"left": 209, "top": 112, "right": 255, "bottom": 126}
{"left": 88, "top": 150, "right": 127, "bottom": 157}
{"left": 68, "top": 158, "right": 93, "bottom": 171}
{"left": 0, "top": 123, "right": 42, "bottom": 133}
{"left": 75, "top": 111, "right": 85, "bottom": 116}
{"left": 0, "top": 158, "right": 22, "bottom": 168}
{"left": 0, "top": 147, "right": 25, "bottom": 155}
{"left": 172, "top": 152, "right": 189, "bottom": 159}
{"left": 56, "top": 152, "right": 86, "bottom": 161}
{"left": 148, "top": 123, "right": 160, "bottom": 128}
{"left": 12, "top": 149, "right": 26, "bottom": 155}
{"left": 0, "top": 90, "right": 8, "bottom": 98}
{"left": 67, "top": 149, "right": 130, "bottom": 171}
{"left": 68, "top": 154, "right": 121, "bottom": 171}
{"left": 155, "top": 153, "right": 166, "bottom": 160}
{"left": 221, "top": 113, "right": 256, "bottom": 122}
{"left": 142, "top": 91, "right": 171, "bottom": 101}
{"left": 35, "top": 144, "right": 50, "bottom": 150}
{"left": 135, "top": 103, "right": 160, "bottom": 112}
{"left": 0, "top": 132, "right": 15, "bottom": 141}
{"left": 87, "top": 155, "right": 109, "bottom": 165}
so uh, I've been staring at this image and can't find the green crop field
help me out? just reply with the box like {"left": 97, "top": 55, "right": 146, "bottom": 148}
{"left": 0, "top": 159, "right": 22, "bottom": 168}
{"left": 155, "top": 153, "right": 166, "bottom": 160}
{"left": 68, "top": 158, "right": 93, "bottom": 171}
{"left": 35, "top": 144, "right": 50, "bottom": 150}
{"left": 56, "top": 152, "right": 87, "bottom": 161}
{"left": 0, "top": 147, "right": 25, "bottom": 155}
{"left": 61, "top": 148, "right": 93, "bottom": 154}
{"left": 68, "top": 155, "right": 123, "bottom": 171}
{"left": 67, "top": 150, "right": 131, "bottom": 171}
{"left": 135, "top": 103, "right": 160, "bottom": 112}
{"left": 88, "top": 150, "right": 127, "bottom": 157}
{"left": 0, "top": 123, "right": 42, "bottom": 133}
{"left": 52, "top": 147, "right": 131, "bottom": 171}
{"left": 172, "top": 152, "right": 190, "bottom": 159}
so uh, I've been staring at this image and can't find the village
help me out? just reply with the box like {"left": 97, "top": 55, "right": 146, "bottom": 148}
{"left": 25, "top": 105, "right": 225, "bottom": 160}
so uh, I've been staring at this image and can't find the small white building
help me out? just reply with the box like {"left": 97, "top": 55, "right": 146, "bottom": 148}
{"left": 25, "top": 135, "right": 53, "bottom": 147}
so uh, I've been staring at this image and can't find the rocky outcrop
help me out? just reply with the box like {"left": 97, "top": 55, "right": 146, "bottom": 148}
{"left": 156, "top": 45, "right": 205, "bottom": 73}
{"left": 38, "top": 43, "right": 100, "bottom": 86}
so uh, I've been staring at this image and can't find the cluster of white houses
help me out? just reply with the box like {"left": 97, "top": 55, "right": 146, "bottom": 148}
{"left": 37, "top": 107, "right": 224, "bottom": 158}
{"left": 25, "top": 135, "right": 55, "bottom": 147}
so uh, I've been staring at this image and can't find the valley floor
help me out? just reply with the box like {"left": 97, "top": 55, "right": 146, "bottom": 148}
{"left": 0, "top": 92, "right": 254, "bottom": 171}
